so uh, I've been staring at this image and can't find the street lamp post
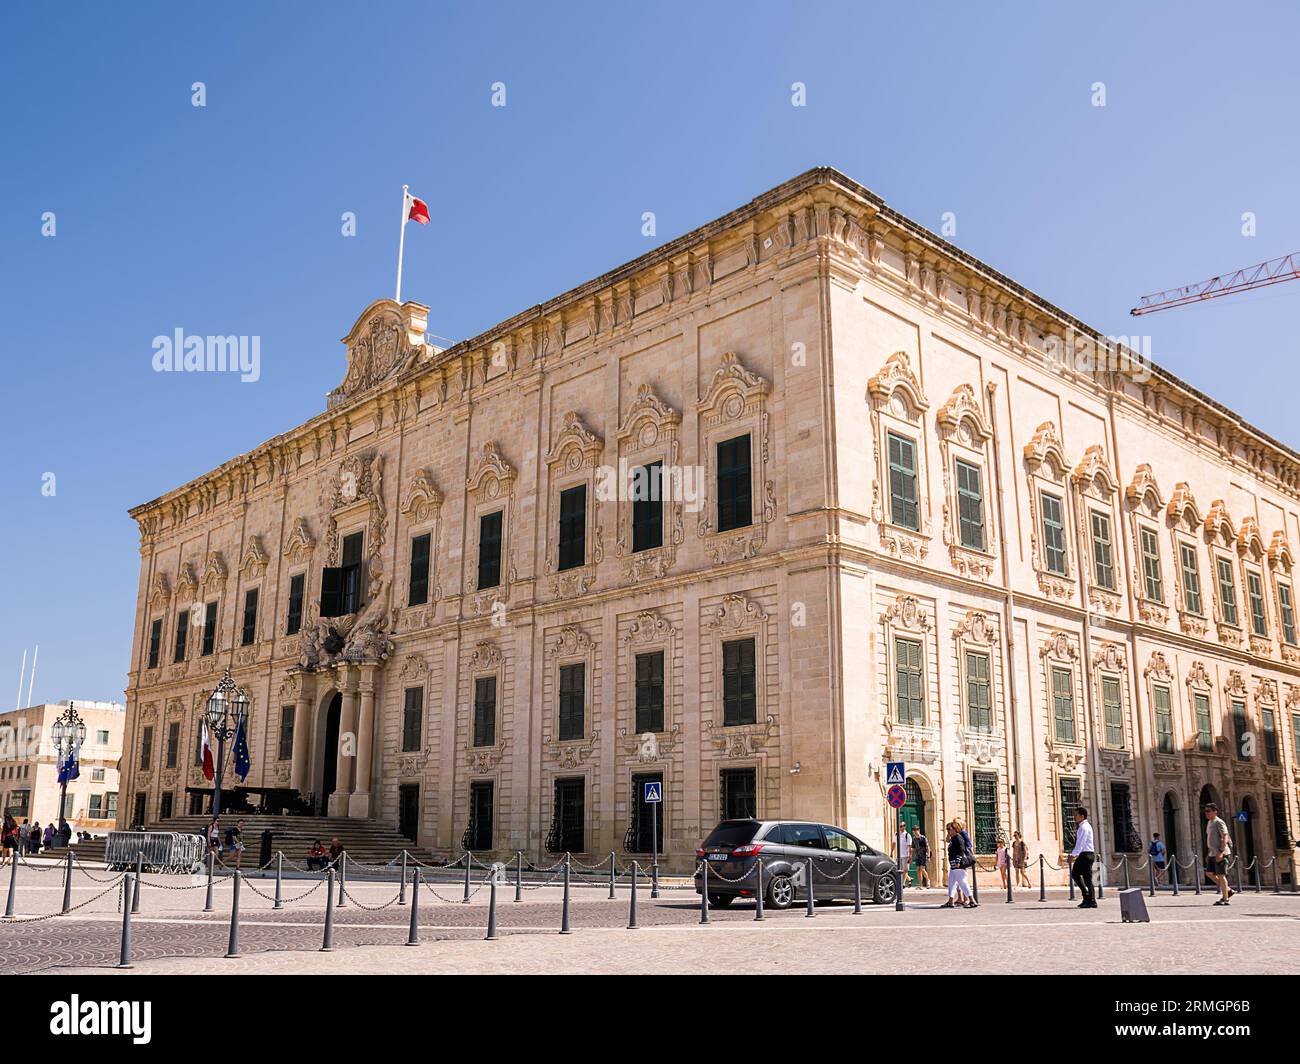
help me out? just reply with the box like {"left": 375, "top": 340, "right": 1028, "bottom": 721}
{"left": 50, "top": 703, "right": 87, "bottom": 835}
{"left": 205, "top": 669, "right": 249, "bottom": 819}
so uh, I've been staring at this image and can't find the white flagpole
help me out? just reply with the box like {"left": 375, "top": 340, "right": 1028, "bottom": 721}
{"left": 15, "top": 648, "right": 26, "bottom": 710}
{"left": 395, "top": 184, "right": 409, "bottom": 304}
{"left": 26, "top": 644, "right": 37, "bottom": 706}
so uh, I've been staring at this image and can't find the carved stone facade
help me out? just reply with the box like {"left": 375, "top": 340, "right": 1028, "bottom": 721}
{"left": 120, "top": 168, "right": 1300, "bottom": 876}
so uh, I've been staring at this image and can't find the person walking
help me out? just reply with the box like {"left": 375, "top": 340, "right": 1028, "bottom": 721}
{"left": 912, "top": 826, "right": 931, "bottom": 888}
{"left": 42, "top": 823, "right": 54, "bottom": 851}
{"left": 28, "top": 820, "right": 41, "bottom": 856}
{"left": 895, "top": 822, "right": 913, "bottom": 887}
{"left": 0, "top": 815, "right": 18, "bottom": 866}
{"left": 1012, "top": 831, "right": 1032, "bottom": 888}
{"left": 1069, "top": 807, "right": 1097, "bottom": 908}
{"left": 942, "top": 821, "right": 976, "bottom": 908}
{"left": 1203, "top": 803, "right": 1235, "bottom": 906}
{"left": 1148, "top": 832, "right": 1168, "bottom": 886}
{"left": 206, "top": 817, "right": 221, "bottom": 856}
{"left": 995, "top": 834, "right": 1010, "bottom": 890}
{"left": 224, "top": 819, "right": 245, "bottom": 870}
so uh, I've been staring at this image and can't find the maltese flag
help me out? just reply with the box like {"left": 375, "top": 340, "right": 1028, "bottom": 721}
{"left": 406, "top": 191, "right": 430, "bottom": 225}
{"left": 200, "top": 720, "right": 215, "bottom": 781}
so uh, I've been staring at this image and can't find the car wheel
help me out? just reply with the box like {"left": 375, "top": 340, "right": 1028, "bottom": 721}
{"left": 707, "top": 893, "right": 735, "bottom": 908}
{"left": 767, "top": 873, "right": 796, "bottom": 910}
{"left": 874, "top": 871, "right": 897, "bottom": 905}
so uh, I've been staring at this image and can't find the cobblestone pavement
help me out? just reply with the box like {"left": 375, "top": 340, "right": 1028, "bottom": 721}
{"left": 4, "top": 864, "right": 1298, "bottom": 975}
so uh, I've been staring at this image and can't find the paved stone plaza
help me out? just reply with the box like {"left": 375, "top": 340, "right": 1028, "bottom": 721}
{"left": 3, "top": 861, "right": 1297, "bottom": 976}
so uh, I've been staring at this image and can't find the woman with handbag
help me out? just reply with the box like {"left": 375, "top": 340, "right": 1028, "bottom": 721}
{"left": 941, "top": 821, "right": 976, "bottom": 908}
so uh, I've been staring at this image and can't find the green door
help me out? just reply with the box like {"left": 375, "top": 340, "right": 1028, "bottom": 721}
{"left": 899, "top": 779, "right": 926, "bottom": 881}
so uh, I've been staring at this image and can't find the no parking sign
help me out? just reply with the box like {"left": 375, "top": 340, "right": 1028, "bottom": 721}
{"left": 887, "top": 784, "right": 907, "bottom": 809}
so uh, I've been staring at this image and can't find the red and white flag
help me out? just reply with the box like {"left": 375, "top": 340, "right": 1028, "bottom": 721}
{"left": 406, "top": 192, "right": 430, "bottom": 225}
{"left": 200, "top": 720, "right": 214, "bottom": 781}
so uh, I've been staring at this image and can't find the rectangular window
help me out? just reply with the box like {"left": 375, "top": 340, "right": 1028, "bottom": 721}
{"left": 278, "top": 706, "right": 294, "bottom": 761}
{"left": 1059, "top": 777, "right": 1082, "bottom": 850}
{"left": 1090, "top": 510, "right": 1115, "bottom": 590}
{"left": 1140, "top": 527, "right": 1164, "bottom": 602}
{"left": 173, "top": 610, "right": 189, "bottom": 663}
{"left": 402, "top": 687, "right": 423, "bottom": 753}
{"left": 954, "top": 459, "right": 985, "bottom": 551}
{"left": 408, "top": 533, "right": 431, "bottom": 606}
{"left": 557, "top": 484, "right": 587, "bottom": 571}
{"left": 558, "top": 663, "right": 585, "bottom": 741}
{"left": 965, "top": 650, "right": 992, "bottom": 733}
{"left": 722, "top": 638, "right": 757, "bottom": 726}
{"left": 1280, "top": 583, "right": 1297, "bottom": 645}
{"left": 631, "top": 461, "right": 663, "bottom": 553}
{"left": 201, "top": 599, "right": 218, "bottom": 656}
{"left": 1217, "top": 557, "right": 1239, "bottom": 626}
{"left": 1102, "top": 675, "right": 1125, "bottom": 749}
{"left": 139, "top": 726, "right": 153, "bottom": 771}
{"left": 1262, "top": 708, "right": 1279, "bottom": 765}
{"left": 1179, "top": 543, "right": 1202, "bottom": 615}
{"left": 720, "top": 767, "right": 757, "bottom": 821}
{"left": 89, "top": 794, "right": 103, "bottom": 818}
{"left": 286, "top": 573, "right": 305, "bottom": 635}
{"left": 1293, "top": 712, "right": 1300, "bottom": 761}
{"left": 1271, "top": 793, "right": 1292, "bottom": 849}
{"left": 107, "top": 792, "right": 118, "bottom": 818}
{"left": 165, "top": 721, "right": 180, "bottom": 769}
{"left": 241, "top": 588, "right": 259, "bottom": 646}
{"left": 887, "top": 432, "right": 920, "bottom": 531}
{"left": 147, "top": 619, "right": 163, "bottom": 669}
{"left": 1051, "top": 667, "right": 1076, "bottom": 744}
{"left": 895, "top": 637, "right": 925, "bottom": 726}
{"left": 477, "top": 511, "right": 503, "bottom": 590}
{"left": 1153, "top": 685, "right": 1175, "bottom": 754}
{"left": 716, "top": 434, "right": 753, "bottom": 533}
{"left": 97, "top": 729, "right": 109, "bottom": 745}
{"left": 1232, "top": 700, "right": 1249, "bottom": 761}
{"left": 551, "top": 778, "right": 585, "bottom": 853}
{"left": 972, "top": 771, "right": 999, "bottom": 854}
{"left": 159, "top": 792, "right": 173, "bottom": 821}
{"left": 630, "top": 772, "right": 665, "bottom": 853}
{"left": 1110, "top": 782, "right": 1140, "bottom": 852}
{"left": 469, "top": 781, "right": 494, "bottom": 851}
{"left": 340, "top": 531, "right": 364, "bottom": 615}
{"left": 634, "top": 650, "right": 665, "bottom": 733}
{"left": 1195, "top": 692, "right": 1213, "bottom": 751}
{"left": 92, "top": 767, "right": 105, "bottom": 782}
{"left": 1040, "top": 491, "right": 1067, "bottom": 576}
{"left": 1248, "top": 570, "right": 1268, "bottom": 637}
{"left": 473, "top": 676, "right": 497, "bottom": 748}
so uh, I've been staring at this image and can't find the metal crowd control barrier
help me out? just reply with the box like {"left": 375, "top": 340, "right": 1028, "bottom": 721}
{"left": 105, "top": 830, "right": 204, "bottom": 873}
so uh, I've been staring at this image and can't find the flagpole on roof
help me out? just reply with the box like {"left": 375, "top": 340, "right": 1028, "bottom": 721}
{"left": 395, "top": 183, "right": 409, "bottom": 304}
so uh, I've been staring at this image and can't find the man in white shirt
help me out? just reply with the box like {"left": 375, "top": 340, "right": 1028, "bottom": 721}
{"left": 1069, "top": 807, "right": 1097, "bottom": 909}
{"left": 895, "top": 824, "right": 913, "bottom": 886}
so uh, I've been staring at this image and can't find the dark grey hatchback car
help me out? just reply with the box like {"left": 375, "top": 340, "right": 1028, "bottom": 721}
{"left": 695, "top": 819, "right": 899, "bottom": 908}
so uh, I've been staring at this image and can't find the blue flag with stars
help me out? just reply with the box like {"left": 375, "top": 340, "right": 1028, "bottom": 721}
{"left": 233, "top": 717, "right": 251, "bottom": 782}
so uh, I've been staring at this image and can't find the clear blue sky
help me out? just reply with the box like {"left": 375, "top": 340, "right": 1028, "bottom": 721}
{"left": 2, "top": 1, "right": 1298, "bottom": 704}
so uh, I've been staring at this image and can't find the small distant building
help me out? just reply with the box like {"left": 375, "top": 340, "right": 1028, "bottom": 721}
{"left": 0, "top": 701, "right": 125, "bottom": 832}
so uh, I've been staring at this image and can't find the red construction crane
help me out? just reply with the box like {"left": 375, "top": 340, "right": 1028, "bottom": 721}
{"left": 1130, "top": 250, "right": 1300, "bottom": 315}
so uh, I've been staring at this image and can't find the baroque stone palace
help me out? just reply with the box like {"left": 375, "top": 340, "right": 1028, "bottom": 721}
{"left": 121, "top": 167, "right": 1299, "bottom": 876}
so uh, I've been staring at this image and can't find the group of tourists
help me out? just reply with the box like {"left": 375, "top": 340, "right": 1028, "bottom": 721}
{"left": 893, "top": 822, "right": 1032, "bottom": 901}
{"left": 0, "top": 816, "right": 74, "bottom": 862}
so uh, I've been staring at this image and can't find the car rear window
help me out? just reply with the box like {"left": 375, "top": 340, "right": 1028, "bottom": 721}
{"left": 702, "top": 821, "right": 760, "bottom": 847}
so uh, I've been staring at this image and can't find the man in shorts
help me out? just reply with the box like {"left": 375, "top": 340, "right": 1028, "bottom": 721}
{"left": 1203, "top": 803, "right": 1234, "bottom": 906}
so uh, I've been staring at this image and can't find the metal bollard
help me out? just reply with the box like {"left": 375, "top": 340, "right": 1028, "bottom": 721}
{"left": 1254, "top": 859, "right": 1263, "bottom": 893}
{"left": 1194, "top": 853, "right": 1202, "bottom": 895}
{"left": 406, "top": 868, "right": 420, "bottom": 946}
{"left": 1097, "top": 860, "right": 1105, "bottom": 900}
{"left": 62, "top": 851, "right": 73, "bottom": 914}
{"left": 1006, "top": 853, "right": 1013, "bottom": 904}
{"left": 1123, "top": 854, "right": 1131, "bottom": 891}
{"left": 805, "top": 857, "right": 816, "bottom": 917}
{"left": 1233, "top": 856, "right": 1243, "bottom": 894}
{"left": 4, "top": 847, "right": 17, "bottom": 918}
{"left": 756, "top": 859, "right": 766, "bottom": 921}
{"left": 399, "top": 851, "right": 407, "bottom": 905}
{"left": 560, "top": 854, "right": 572, "bottom": 934}
{"left": 132, "top": 851, "right": 142, "bottom": 913}
{"left": 1273, "top": 857, "right": 1281, "bottom": 894}
{"left": 338, "top": 852, "right": 347, "bottom": 907}
{"left": 1149, "top": 856, "right": 1157, "bottom": 897}
{"left": 700, "top": 861, "right": 710, "bottom": 924}
{"left": 1038, "top": 854, "right": 1047, "bottom": 902}
{"left": 463, "top": 850, "right": 472, "bottom": 902}
{"left": 651, "top": 854, "right": 660, "bottom": 899}
{"left": 853, "top": 858, "right": 862, "bottom": 914}
{"left": 204, "top": 850, "right": 215, "bottom": 912}
{"left": 117, "top": 874, "right": 133, "bottom": 969}
{"left": 609, "top": 851, "right": 616, "bottom": 900}
{"left": 225, "top": 871, "right": 242, "bottom": 958}
{"left": 514, "top": 851, "right": 523, "bottom": 903}
{"left": 970, "top": 857, "right": 979, "bottom": 903}
{"left": 628, "top": 861, "right": 639, "bottom": 929}
{"left": 274, "top": 852, "right": 283, "bottom": 910}
{"left": 321, "top": 871, "right": 335, "bottom": 952}
{"left": 1171, "top": 855, "right": 1180, "bottom": 896}
{"left": 1068, "top": 857, "right": 1075, "bottom": 900}
{"left": 486, "top": 872, "right": 498, "bottom": 941}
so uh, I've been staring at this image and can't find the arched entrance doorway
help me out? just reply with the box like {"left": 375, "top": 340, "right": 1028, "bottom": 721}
{"left": 316, "top": 692, "right": 342, "bottom": 815}
{"left": 1162, "top": 793, "right": 1180, "bottom": 864}
{"left": 899, "top": 778, "right": 929, "bottom": 885}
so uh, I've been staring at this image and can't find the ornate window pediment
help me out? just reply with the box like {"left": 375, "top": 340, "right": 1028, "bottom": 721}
{"left": 238, "top": 536, "right": 268, "bottom": 580}
{"left": 177, "top": 562, "right": 198, "bottom": 601}
{"left": 323, "top": 451, "right": 387, "bottom": 567}
{"left": 545, "top": 413, "right": 605, "bottom": 598}
{"left": 397, "top": 469, "right": 444, "bottom": 625}
{"left": 147, "top": 573, "right": 171, "bottom": 612}
{"left": 1267, "top": 530, "right": 1293, "bottom": 572}
{"left": 937, "top": 384, "right": 996, "bottom": 581}
{"left": 867, "top": 351, "right": 929, "bottom": 413}
{"left": 618, "top": 609, "right": 679, "bottom": 764}
{"left": 467, "top": 442, "right": 516, "bottom": 502}
{"left": 282, "top": 518, "right": 315, "bottom": 564}
{"left": 201, "top": 551, "right": 227, "bottom": 596}
{"left": 1238, "top": 517, "right": 1266, "bottom": 563}
{"left": 1125, "top": 465, "right": 1168, "bottom": 625}
{"left": 1072, "top": 446, "right": 1122, "bottom": 616}
{"left": 465, "top": 443, "right": 517, "bottom": 615}
{"left": 615, "top": 386, "right": 684, "bottom": 583}
{"left": 1166, "top": 483, "right": 1203, "bottom": 532}
{"left": 1024, "top": 422, "right": 1074, "bottom": 601}
{"left": 1204, "top": 500, "right": 1236, "bottom": 548}
{"left": 400, "top": 470, "right": 443, "bottom": 524}
{"left": 867, "top": 352, "right": 932, "bottom": 561}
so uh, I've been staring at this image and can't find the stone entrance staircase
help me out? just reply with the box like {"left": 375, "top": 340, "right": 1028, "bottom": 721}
{"left": 70, "top": 814, "right": 442, "bottom": 869}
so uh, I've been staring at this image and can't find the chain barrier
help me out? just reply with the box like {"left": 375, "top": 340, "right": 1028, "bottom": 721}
{"left": 16, "top": 855, "right": 66, "bottom": 873}
{"left": 339, "top": 884, "right": 404, "bottom": 911}
{"left": 0, "top": 875, "right": 126, "bottom": 924}
{"left": 242, "top": 875, "right": 328, "bottom": 906}
{"left": 423, "top": 877, "right": 485, "bottom": 905}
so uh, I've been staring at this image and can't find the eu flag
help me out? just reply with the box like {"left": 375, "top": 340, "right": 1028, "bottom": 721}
{"left": 232, "top": 716, "right": 251, "bottom": 782}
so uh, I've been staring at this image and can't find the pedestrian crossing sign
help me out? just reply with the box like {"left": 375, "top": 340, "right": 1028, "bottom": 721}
{"left": 644, "top": 781, "right": 662, "bottom": 803}
{"left": 886, "top": 761, "right": 905, "bottom": 786}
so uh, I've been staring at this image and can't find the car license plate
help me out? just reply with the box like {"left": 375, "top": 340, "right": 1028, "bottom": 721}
{"left": 708, "top": 853, "right": 730, "bottom": 862}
